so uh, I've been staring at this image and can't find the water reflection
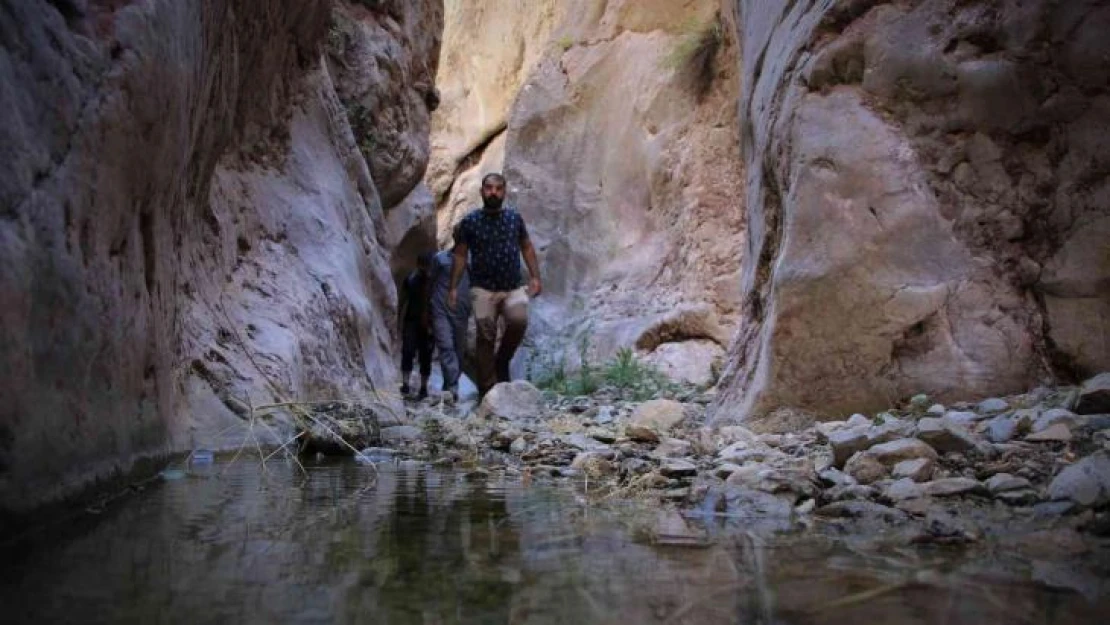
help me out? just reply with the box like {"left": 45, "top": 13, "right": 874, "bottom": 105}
{"left": 1, "top": 457, "right": 1106, "bottom": 624}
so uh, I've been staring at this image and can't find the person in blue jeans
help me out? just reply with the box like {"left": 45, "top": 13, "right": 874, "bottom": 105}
{"left": 427, "top": 227, "right": 470, "bottom": 402}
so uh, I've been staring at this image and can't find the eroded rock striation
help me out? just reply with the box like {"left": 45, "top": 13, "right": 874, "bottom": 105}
{"left": 0, "top": 0, "right": 442, "bottom": 514}
{"left": 713, "top": 0, "right": 1110, "bottom": 426}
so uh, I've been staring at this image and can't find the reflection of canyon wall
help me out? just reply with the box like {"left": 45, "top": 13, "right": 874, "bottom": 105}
{"left": 0, "top": 0, "right": 442, "bottom": 514}
{"left": 712, "top": 0, "right": 1110, "bottom": 427}
{"left": 430, "top": 0, "right": 746, "bottom": 385}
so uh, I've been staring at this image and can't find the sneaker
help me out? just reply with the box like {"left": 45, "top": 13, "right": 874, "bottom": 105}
{"left": 400, "top": 383, "right": 411, "bottom": 397}
{"left": 417, "top": 387, "right": 428, "bottom": 400}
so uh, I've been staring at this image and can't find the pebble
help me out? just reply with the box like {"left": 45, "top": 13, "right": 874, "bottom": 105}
{"left": 660, "top": 459, "right": 698, "bottom": 478}
{"left": 977, "top": 397, "right": 1010, "bottom": 414}
{"left": 1025, "top": 423, "right": 1073, "bottom": 443}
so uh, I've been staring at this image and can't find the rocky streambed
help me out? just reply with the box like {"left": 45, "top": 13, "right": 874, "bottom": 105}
{"left": 340, "top": 373, "right": 1110, "bottom": 571}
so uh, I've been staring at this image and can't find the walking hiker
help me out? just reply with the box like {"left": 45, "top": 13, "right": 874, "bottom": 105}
{"left": 448, "top": 173, "right": 542, "bottom": 399}
{"left": 428, "top": 227, "right": 471, "bottom": 402}
{"left": 399, "top": 252, "right": 434, "bottom": 399}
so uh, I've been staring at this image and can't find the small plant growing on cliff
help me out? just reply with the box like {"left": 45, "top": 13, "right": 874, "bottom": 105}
{"left": 663, "top": 14, "right": 723, "bottom": 100}
{"left": 556, "top": 34, "right": 575, "bottom": 52}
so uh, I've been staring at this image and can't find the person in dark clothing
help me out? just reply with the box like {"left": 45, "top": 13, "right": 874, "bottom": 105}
{"left": 448, "top": 173, "right": 542, "bottom": 398}
{"left": 428, "top": 226, "right": 470, "bottom": 402}
{"left": 399, "top": 252, "right": 434, "bottom": 399}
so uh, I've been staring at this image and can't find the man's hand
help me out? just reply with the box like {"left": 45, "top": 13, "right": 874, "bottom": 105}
{"left": 447, "top": 288, "right": 457, "bottom": 310}
{"left": 528, "top": 277, "right": 543, "bottom": 298}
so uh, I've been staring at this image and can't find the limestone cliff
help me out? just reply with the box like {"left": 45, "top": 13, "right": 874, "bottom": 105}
{"left": 712, "top": 0, "right": 1110, "bottom": 427}
{"left": 0, "top": 0, "right": 442, "bottom": 514}
{"left": 429, "top": 0, "right": 746, "bottom": 386}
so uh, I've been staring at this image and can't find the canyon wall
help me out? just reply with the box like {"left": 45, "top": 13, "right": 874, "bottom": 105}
{"left": 0, "top": 0, "right": 442, "bottom": 514}
{"left": 429, "top": 0, "right": 747, "bottom": 386}
{"left": 713, "top": 0, "right": 1110, "bottom": 428}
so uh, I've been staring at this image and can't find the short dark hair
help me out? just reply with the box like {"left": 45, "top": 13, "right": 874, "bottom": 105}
{"left": 481, "top": 172, "right": 506, "bottom": 186}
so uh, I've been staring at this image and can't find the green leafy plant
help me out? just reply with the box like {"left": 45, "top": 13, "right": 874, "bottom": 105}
{"left": 661, "top": 14, "right": 723, "bottom": 100}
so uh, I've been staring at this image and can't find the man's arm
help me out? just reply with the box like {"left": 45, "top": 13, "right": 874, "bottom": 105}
{"left": 448, "top": 242, "right": 468, "bottom": 309}
{"left": 519, "top": 216, "right": 542, "bottom": 297}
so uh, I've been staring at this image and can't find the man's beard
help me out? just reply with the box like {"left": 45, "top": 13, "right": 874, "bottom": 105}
{"left": 482, "top": 195, "right": 504, "bottom": 210}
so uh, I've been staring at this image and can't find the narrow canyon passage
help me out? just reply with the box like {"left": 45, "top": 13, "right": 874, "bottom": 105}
{"left": 1, "top": 0, "right": 1109, "bottom": 622}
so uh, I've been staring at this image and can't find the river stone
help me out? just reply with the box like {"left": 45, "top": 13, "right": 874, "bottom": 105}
{"left": 892, "top": 457, "right": 935, "bottom": 482}
{"left": 660, "top": 458, "right": 697, "bottom": 478}
{"left": 844, "top": 452, "right": 888, "bottom": 485}
{"left": 996, "top": 489, "right": 1040, "bottom": 506}
{"left": 846, "top": 413, "right": 871, "bottom": 428}
{"left": 595, "top": 406, "right": 615, "bottom": 424}
{"left": 718, "top": 425, "right": 760, "bottom": 446}
{"left": 915, "top": 417, "right": 977, "bottom": 453}
{"left": 868, "top": 438, "right": 939, "bottom": 465}
{"left": 380, "top": 425, "right": 422, "bottom": 443}
{"left": 625, "top": 424, "right": 660, "bottom": 443}
{"left": 1076, "top": 373, "right": 1110, "bottom": 415}
{"left": 477, "top": 381, "right": 543, "bottom": 420}
{"left": 815, "top": 501, "right": 908, "bottom": 524}
{"left": 1032, "top": 408, "right": 1080, "bottom": 433}
{"left": 828, "top": 427, "right": 871, "bottom": 467}
{"left": 977, "top": 398, "right": 1010, "bottom": 414}
{"left": 825, "top": 484, "right": 878, "bottom": 502}
{"left": 1025, "top": 423, "right": 1073, "bottom": 443}
{"left": 1048, "top": 451, "right": 1110, "bottom": 507}
{"left": 587, "top": 427, "right": 617, "bottom": 444}
{"left": 718, "top": 445, "right": 783, "bottom": 465}
{"left": 815, "top": 421, "right": 846, "bottom": 442}
{"left": 885, "top": 478, "right": 926, "bottom": 501}
{"left": 652, "top": 437, "right": 693, "bottom": 459}
{"left": 986, "top": 414, "right": 1022, "bottom": 443}
{"left": 943, "top": 411, "right": 982, "bottom": 428}
{"left": 510, "top": 437, "right": 527, "bottom": 454}
{"left": 562, "top": 433, "right": 609, "bottom": 451}
{"left": 986, "top": 473, "right": 1032, "bottom": 494}
{"left": 630, "top": 399, "right": 686, "bottom": 432}
{"left": 714, "top": 463, "right": 744, "bottom": 479}
{"left": 621, "top": 458, "right": 654, "bottom": 477}
{"left": 924, "top": 477, "right": 986, "bottom": 497}
{"left": 818, "top": 467, "right": 857, "bottom": 488}
{"left": 926, "top": 404, "right": 946, "bottom": 416}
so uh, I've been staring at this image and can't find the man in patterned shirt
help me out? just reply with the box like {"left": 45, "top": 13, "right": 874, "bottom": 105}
{"left": 448, "top": 173, "right": 542, "bottom": 398}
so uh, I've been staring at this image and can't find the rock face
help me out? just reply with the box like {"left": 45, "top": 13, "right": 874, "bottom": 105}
{"left": 0, "top": 0, "right": 442, "bottom": 514}
{"left": 429, "top": 0, "right": 745, "bottom": 380}
{"left": 712, "top": 0, "right": 1110, "bottom": 425}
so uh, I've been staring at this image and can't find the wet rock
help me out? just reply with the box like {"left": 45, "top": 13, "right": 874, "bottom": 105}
{"left": 659, "top": 459, "right": 697, "bottom": 478}
{"left": 923, "top": 477, "right": 986, "bottom": 497}
{"left": 1025, "top": 423, "right": 1073, "bottom": 443}
{"left": 721, "top": 487, "right": 796, "bottom": 521}
{"left": 915, "top": 417, "right": 977, "bottom": 453}
{"left": 815, "top": 501, "right": 908, "bottom": 524}
{"left": 1047, "top": 451, "right": 1110, "bottom": 507}
{"left": 626, "top": 424, "right": 660, "bottom": 444}
{"left": 986, "top": 473, "right": 1032, "bottom": 494}
{"left": 844, "top": 452, "right": 888, "bottom": 485}
{"left": 977, "top": 398, "right": 1010, "bottom": 414}
{"left": 1076, "top": 373, "right": 1110, "bottom": 415}
{"left": 892, "top": 457, "right": 935, "bottom": 482}
{"left": 652, "top": 437, "right": 693, "bottom": 459}
{"left": 477, "top": 381, "right": 543, "bottom": 420}
{"left": 629, "top": 399, "right": 686, "bottom": 433}
{"left": 1032, "top": 408, "right": 1079, "bottom": 432}
{"left": 911, "top": 511, "right": 980, "bottom": 545}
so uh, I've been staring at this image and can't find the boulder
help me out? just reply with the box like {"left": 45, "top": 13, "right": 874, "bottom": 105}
{"left": 1048, "top": 451, "right": 1110, "bottom": 507}
{"left": 867, "top": 438, "right": 939, "bottom": 465}
{"left": 892, "top": 458, "right": 935, "bottom": 483}
{"left": 1076, "top": 373, "right": 1110, "bottom": 415}
{"left": 915, "top": 417, "right": 977, "bottom": 453}
{"left": 630, "top": 399, "right": 686, "bottom": 433}
{"left": 477, "top": 381, "right": 543, "bottom": 420}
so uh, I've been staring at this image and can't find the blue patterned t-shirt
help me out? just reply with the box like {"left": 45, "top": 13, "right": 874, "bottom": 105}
{"left": 458, "top": 206, "right": 529, "bottom": 291}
